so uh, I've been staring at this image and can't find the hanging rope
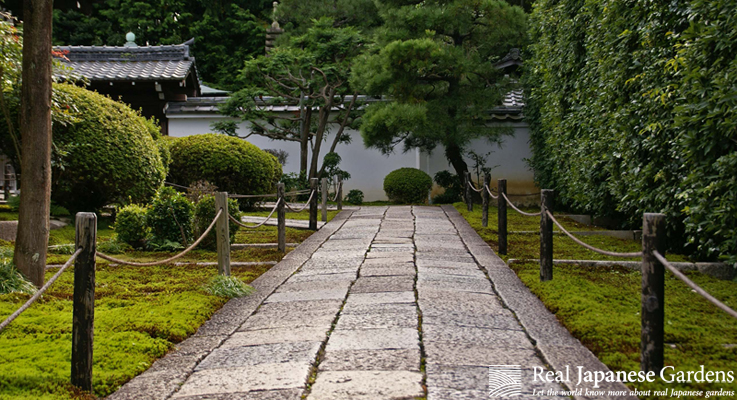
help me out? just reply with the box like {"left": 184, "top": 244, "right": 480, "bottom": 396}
{"left": 0, "top": 248, "right": 83, "bottom": 333}
{"left": 229, "top": 198, "right": 282, "bottom": 229}
{"left": 96, "top": 210, "right": 222, "bottom": 266}
{"left": 285, "top": 190, "right": 316, "bottom": 212}
{"left": 502, "top": 192, "right": 541, "bottom": 217}
{"left": 485, "top": 185, "right": 499, "bottom": 199}
{"left": 654, "top": 251, "right": 737, "bottom": 320}
{"left": 546, "top": 210, "right": 642, "bottom": 258}
{"left": 330, "top": 181, "right": 342, "bottom": 202}
{"left": 467, "top": 180, "right": 484, "bottom": 193}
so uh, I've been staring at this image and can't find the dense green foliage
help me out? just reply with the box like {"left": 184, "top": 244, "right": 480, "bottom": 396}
{"left": 2, "top": 0, "right": 271, "bottom": 90}
{"left": 525, "top": 0, "right": 737, "bottom": 262}
{"left": 383, "top": 168, "right": 432, "bottom": 204}
{"left": 51, "top": 84, "right": 167, "bottom": 211}
{"left": 352, "top": 0, "right": 527, "bottom": 180}
{"left": 194, "top": 195, "right": 242, "bottom": 250}
{"left": 274, "top": 0, "right": 381, "bottom": 36}
{"left": 344, "top": 189, "right": 364, "bottom": 205}
{"left": 146, "top": 187, "right": 194, "bottom": 247}
{"left": 0, "top": 259, "right": 35, "bottom": 295}
{"left": 115, "top": 204, "right": 150, "bottom": 248}
{"left": 432, "top": 170, "right": 463, "bottom": 204}
{"left": 219, "top": 18, "right": 366, "bottom": 179}
{"left": 167, "top": 134, "right": 282, "bottom": 198}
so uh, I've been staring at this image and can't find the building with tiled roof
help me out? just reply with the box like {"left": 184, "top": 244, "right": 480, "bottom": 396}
{"left": 54, "top": 33, "right": 201, "bottom": 135}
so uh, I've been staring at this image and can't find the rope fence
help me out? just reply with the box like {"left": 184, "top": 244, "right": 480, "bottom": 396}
{"left": 96, "top": 209, "right": 222, "bottom": 267}
{"left": 464, "top": 172, "right": 735, "bottom": 375}
{"left": 229, "top": 198, "right": 281, "bottom": 229}
{"left": 0, "top": 247, "right": 83, "bottom": 333}
{"left": 285, "top": 189, "right": 315, "bottom": 212}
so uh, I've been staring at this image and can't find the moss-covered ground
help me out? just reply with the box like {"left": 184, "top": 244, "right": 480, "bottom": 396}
{"left": 0, "top": 209, "right": 334, "bottom": 399}
{"left": 455, "top": 203, "right": 737, "bottom": 398}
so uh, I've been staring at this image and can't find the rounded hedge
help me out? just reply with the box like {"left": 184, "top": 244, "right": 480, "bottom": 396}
{"left": 383, "top": 167, "right": 432, "bottom": 204}
{"left": 146, "top": 186, "right": 194, "bottom": 246}
{"left": 51, "top": 83, "right": 167, "bottom": 211}
{"left": 115, "top": 204, "right": 149, "bottom": 248}
{"left": 194, "top": 195, "right": 241, "bottom": 250}
{"left": 168, "top": 134, "right": 282, "bottom": 197}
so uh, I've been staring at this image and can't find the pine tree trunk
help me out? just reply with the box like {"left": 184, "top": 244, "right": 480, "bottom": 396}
{"left": 445, "top": 142, "right": 468, "bottom": 188}
{"left": 300, "top": 108, "right": 312, "bottom": 176}
{"left": 14, "top": 0, "right": 53, "bottom": 288}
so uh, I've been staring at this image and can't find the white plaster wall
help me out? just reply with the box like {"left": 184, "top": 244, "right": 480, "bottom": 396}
{"left": 168, "top": 115, "right": 419, "bottom": 201}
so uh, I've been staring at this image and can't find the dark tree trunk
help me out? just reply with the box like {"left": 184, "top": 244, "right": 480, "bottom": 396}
{"left": 308, "top": 89, "right": 334, "bottom": 180}
{"left": 300, "top": 108, "right": 312, "bottom": 176}
{"left": 445, "top": 142, "right": 468, "bottom": 187}
{"left": 14, "top": 0, "right": 54, "bottom": 288}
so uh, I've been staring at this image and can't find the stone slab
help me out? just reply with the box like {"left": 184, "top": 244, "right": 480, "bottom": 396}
{"left": 422, "top": 325, "right": 533, "bottom": 348}
{"left": 423, "top": 342, "right": 543, "bottom": 368}
{"left": 286, "top": 272, "right": 357, "bottom": 283}
{"left": 239, "top": 311, "right": 336, "bottom": 331}
{"left": 264, "top": 289, "right": 348, "bottom": 303}
{"left": 319, "top": 349, "right": 421, "bottom": 372}
{"left": 173, "top": 362, "right": 312, "bottom": 398}
{"left": 196, "top": 342, "right": 321, "bottom": 370}
{"left": 341, "top": 302, "right": 417, "bottom": 315}
{"left": 172, "top": 389, "right": 303, "bottom": 400}
{"left": 359, "top": 267, "right": 415, "bottom": 277}
{"left": 334, "top": 308, "right": 417, "bottom": 330}
{"left": 325, "top": 328, "right": 419, "bottom": 351}
{"left": 308, "top": 371, "right": 423, "bottom": 400}
{"left": 276, "top": 280, "right": 352, "bottom": 293}
{"left": 344, "top": 291, "right": 415, "bottom": 305}
{"left": 349, "top": 276, "right": 415, "bottom": 293}
{"left": 223, "top": 327, "right": 328, "bottom": 347}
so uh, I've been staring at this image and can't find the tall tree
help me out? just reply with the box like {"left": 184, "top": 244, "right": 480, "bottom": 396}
{"left": 216, "top": 18, "right": 366, "bottom": 179}
{"left": 274, "top": 0, "right": 381, "bottom": 36}
{"left": 352, "top": 0, "right": 527, "bottom": 181}
{"left": 14, "top": 0, "right": 54, "bottom": 288}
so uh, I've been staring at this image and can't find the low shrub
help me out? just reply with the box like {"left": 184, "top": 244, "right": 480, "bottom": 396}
{"left": 193, "top": 195, "right": 241, "bottom": 250}
{"left": 146, "top": 187, "right": 194, "bottom": 246}
{"left": 383, "top": 167, "right": 432, "bottom": 204}
{"left": 168, "top": 134, "right": 282, "bottom": 200}
{"left": 0, "top": 260, "right": 35, "bottom": 295}
{"left": 114, "top": 204, "right": 149, "bottom": 248}
{"left": 432, "top": 170, "right": 462, "bottom": 204}
{"left": 344, "top": 189, "right": 364, "bottom": 205}
{"left": 204, "top": 275, "right": 254, "bottom": 298}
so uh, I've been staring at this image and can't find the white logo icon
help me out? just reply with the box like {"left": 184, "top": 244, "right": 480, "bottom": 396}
{"left": 489, "top": 365, "right": 522, "bottom": 397}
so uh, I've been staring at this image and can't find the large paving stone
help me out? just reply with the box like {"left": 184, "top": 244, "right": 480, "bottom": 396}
{"left": 334, "top": 308, "right": 417, "bottom": 330}
{"left": 360, "top": 258, "right": 414, "bottom": 268}
{"left": 372, "top": 238, "right": 413, "bottom": 244}
{"left": 345, "top": 291, "right": 415, "bottom": 305}
{"left": 223, "top": 327, "right": 328, "bottom": 347}
{"left": 293, "top": 267, "right": 360, "bottom": 276}
{"left": 239, "top": 311, "right": 336, "bottom": 331}
{"left": 417, "top": 274, "right": 493, "bottom": 293}
{"left": 418, "top": 266, "right": 487, "bottom": 278}
{"left": 325, "top": 328, "right": 419, "bottom": 351}
{"left": 422, "top": 325, "right": 533, "bottom": 348}
{"left": 418, "top": 289, "right": 506, "bottom": 316}
{"left": 107, "top": 369, "right": 190, "bottom": 400}
{"left": 286, "top": 272, "right": 357, "bottom": 283}
{"left": 264, "top": 289, "right": 348, "bottom": 303}
{"left": 416, "top": 253, "right": 476, "bottom": 262}
{"left": 427, "top": 364, "right": 568, "bottom": 397}
{"left": 416, "top": 259, "right": 479, "bottom": 269}
{"left": 300, "top": 259, "right": 364, "bottom": 270}
{"left": 422, "top": 310, "right": 523, "bottom": 331}
{"left": 341, "top": 302, "right": 417, "bottom": 315}
{"left": 423, "top": 342, "right": 544, "bottom": 368}
{"left": 308, "top": 371, "right": 423, "bottom": 400}
{"left": 196, "top": 342, "right": 321, "bottom": 370}
{"left": 359, "top": 266, "right": 415, "bottom": 277}
{"left": 364, "top": 252, "right": 414, "bottom": 262}
{"left": 254, "top": 300, "right": 343, "bottom": 318}
{"left": 172, "top": 389, "right": 304, "bottom": 400}
{"left": 350, "top": 276, "right": 415, "bottom": 293}
{"left": 319, "top": 349, "right": 421, "bottom": 372}
{"left": 276, "top": 280, "right": 352, "bottom": 293}
{"left": 172, "top": 362, "right": 311, "bottom": 398}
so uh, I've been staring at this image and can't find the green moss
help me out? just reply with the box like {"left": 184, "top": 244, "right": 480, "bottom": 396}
{"left": 457, "top": 203, "right": 737, "bottom": 398}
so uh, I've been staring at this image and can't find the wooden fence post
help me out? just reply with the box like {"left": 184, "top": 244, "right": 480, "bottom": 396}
{"left": 641, "top": 213, "right": 666, "bottom": 373}
{"left": 337, "top": 177, "right": 343, "bottom": 211}
{"left": 540, "top": 189, "right": 554, "bottom": 281}
{"left": 215, "top": 192, "right": 230, "bottom": 276}
{"left": 277, "top": 183, "right": 286, "bottom": 253}
{"left": 498, "top": 179, "right": 507, "bottom": 255}
{"left": 465, "top": 171, "right": 473, "bottom": 212}
{"left": 321, "top": 177, "right": 328, "bottom": 222}
{"left": 309, "top": 178, "right": 318, "bottom": 230}
{"left": 72, "top": 212, "right": 96, "bottom": 393}
{"left": 482, "top": 173, "right": 490, "bottom": 227}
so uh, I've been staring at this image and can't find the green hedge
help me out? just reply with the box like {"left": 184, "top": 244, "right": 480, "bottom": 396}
{"left": 194, "top": 195, "right": 241, "bottom": 250}
{"left": 167, "top": 134, "right": 282, "bottom": 198}
{"left": 525, "top": 0, "right": 737, "bottom": 262}
{"left": 51, "top": 84, "right": 167, "bottom": 211}
{"left": 384, "top": 168, "right": 432, "bottom": 204}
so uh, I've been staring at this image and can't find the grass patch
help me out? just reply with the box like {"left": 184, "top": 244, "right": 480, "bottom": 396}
{"left": 244, "top": 208, "right": 339, "bottom": 221}
{"left": 457, "top": 202, "right": 737, "bottom": 398}
{"left": 0, "top": 260, "right": 35, "bottom": 295}
{"left": 204, "top": 275, "right": 254, "bottom": 298}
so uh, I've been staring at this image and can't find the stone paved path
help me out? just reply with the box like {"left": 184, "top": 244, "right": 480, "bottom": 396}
{"left": 109, "top": 206, "right": 635, "bottom": 400}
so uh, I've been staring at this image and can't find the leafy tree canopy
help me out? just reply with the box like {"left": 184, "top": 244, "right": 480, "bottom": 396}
{"left": 352, "top": 0, "right": 527, "bottom": 179}
{"left": 2, "top": 0, "right": 271, "bottom": 90}
{"left": 274, "top": 0, "right": 382, "bottom": 36}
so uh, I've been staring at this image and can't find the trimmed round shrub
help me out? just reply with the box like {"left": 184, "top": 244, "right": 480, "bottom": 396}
{"left": 194, "top": 195, "right": 242, "bottom": 250}
{"left": 344, "top": 189, "right": 364, "bottom": 205}
{"left": 383, "top": 168, "right": 432, "bottom": 204}
{"left": 168, "top": 134, "right": 282, "bottom": 197}
{"left": 115, "top": 204, "right": 149, "bottom": 248}
{"left": 51, "top": 83, "right": 167, "bottom": 211}
{"left": 146, "top": 186, "right": 194, "bottom": 246}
